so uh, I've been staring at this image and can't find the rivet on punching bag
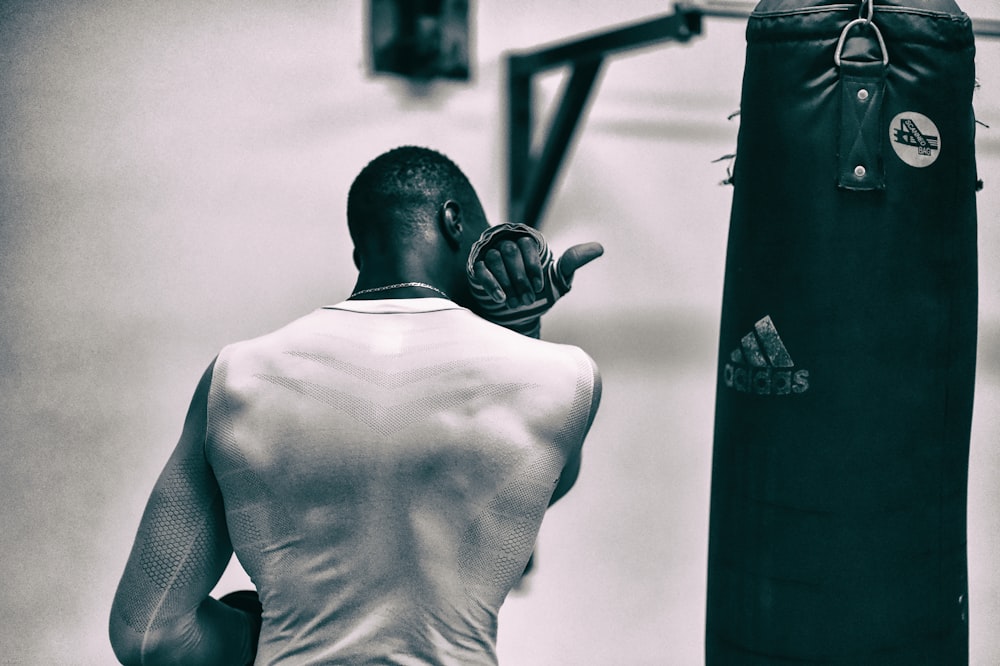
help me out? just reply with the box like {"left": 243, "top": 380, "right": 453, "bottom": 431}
{"left": 705, "top": 0, "right": 978, "bottom": 664}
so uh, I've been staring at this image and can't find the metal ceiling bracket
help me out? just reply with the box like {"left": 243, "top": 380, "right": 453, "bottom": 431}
{"left": 505, "top": 6, "right": 704, "bottom": 228}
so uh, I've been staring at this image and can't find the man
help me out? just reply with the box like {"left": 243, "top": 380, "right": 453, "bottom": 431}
{"left": 109, "top": 146, "right": 603, "bottom": 665}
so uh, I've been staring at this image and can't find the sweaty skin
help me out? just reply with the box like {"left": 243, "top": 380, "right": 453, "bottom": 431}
{"left": 110, "top": 298, "right": 600, "bottom": 666}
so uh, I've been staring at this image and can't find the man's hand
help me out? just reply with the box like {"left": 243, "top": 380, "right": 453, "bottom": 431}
{"left": 472, "top": 240, "right": 604, "bottom": 306}
{"left": 466, "top": 223, "right": 603, "bottom": 337}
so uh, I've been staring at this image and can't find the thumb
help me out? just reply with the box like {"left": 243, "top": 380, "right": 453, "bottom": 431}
{"left": 557, "top": 242, "right": 604, "bottom": 281}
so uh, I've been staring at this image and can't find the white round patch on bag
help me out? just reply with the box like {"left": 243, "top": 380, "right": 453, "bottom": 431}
{"left": 889, "top": 112, "right": 941, "bottom": 168}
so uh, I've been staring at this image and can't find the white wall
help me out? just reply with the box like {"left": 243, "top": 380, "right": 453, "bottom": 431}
{"left": 1, "top": 1, "right": 997, "bottom": 663}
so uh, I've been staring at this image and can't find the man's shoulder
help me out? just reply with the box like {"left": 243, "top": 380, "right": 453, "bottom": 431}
{"left": 471, "top": 317, "right": 599, "bottom": 380}
{"left": 216, "top": 310, "right": 326, "bottom": 364}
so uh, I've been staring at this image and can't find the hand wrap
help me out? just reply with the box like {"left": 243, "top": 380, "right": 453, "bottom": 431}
{"left": 466, "top": 223, "right": 572, "bottom": 337}
{"left": 218, "top": 590, "right": 262, "bottom": 666}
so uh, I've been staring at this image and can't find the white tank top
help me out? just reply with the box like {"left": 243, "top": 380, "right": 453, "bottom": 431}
{"left": 206, "top": 298, "right": 599, "bottom": 665}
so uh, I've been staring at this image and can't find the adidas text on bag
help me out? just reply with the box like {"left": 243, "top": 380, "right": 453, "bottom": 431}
{"left": 722, "top": 315, "right": 810, "bottom": 396}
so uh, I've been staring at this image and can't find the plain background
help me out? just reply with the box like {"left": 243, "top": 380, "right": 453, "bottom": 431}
{"left": 1, "top": 1, "right": 998, "bottom": 664}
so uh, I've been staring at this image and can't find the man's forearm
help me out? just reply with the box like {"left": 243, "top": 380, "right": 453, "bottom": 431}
{"left": 111, "top": 597, "right": 255, "bottom": 666}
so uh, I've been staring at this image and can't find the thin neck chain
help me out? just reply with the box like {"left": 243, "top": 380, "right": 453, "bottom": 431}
{"left": 349, "top": 281, "right": 450, "bottom": 300}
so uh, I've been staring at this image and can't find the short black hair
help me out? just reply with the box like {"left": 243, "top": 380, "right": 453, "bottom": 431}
{"left": 347, "top": 145, "right": 477, "bottom": 251}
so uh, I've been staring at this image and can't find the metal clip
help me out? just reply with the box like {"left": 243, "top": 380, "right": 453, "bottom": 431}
{"left": 858, "top": 0, "right": 874, "bottom": 24}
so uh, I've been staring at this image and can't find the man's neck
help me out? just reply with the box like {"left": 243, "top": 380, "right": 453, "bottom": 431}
{"left": 349, "top": 275, "right": 452, "bottom": 301}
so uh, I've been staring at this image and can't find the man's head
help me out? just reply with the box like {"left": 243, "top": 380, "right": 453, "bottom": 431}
{"left": 347, "top": 146, "right": 489, "bottom": 301}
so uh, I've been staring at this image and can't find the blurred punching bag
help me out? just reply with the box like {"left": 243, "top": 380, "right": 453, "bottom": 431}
{"left": 705, "top": 0, "right": 978, "bottom": 663}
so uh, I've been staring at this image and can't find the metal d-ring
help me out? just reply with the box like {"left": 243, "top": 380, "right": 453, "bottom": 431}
{"left": 834, "top": 16, "right": 888, "bottom": 67}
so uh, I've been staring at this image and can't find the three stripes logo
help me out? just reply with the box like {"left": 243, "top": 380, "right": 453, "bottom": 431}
{"left": 722, "top": 315, "right": 809, "bottom": 396}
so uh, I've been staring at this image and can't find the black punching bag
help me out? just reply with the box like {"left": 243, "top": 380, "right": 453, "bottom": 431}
{"left": 705, "top": 0, "right": 979, "bottom": 663}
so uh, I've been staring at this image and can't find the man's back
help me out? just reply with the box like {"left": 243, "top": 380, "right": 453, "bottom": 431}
{"left": 207, "top": 298, "right": 600, "bottom": 665}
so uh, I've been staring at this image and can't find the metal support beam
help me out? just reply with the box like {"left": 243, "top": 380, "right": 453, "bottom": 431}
{"left": 506, "top": 1, "right": 1000, "bottom": 229}
{"left": 974, "top": 18, "right": 1000, "bottom": 38}
{"left": 507, "top": 7, "right": 703, "bottom": 227}
{"left": 510, "top": 57, "right": 604, "bottom": 229}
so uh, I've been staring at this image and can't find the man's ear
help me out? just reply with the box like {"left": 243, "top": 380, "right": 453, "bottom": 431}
{"left": 439, "top": 200, "right": 463, "bottom": 249}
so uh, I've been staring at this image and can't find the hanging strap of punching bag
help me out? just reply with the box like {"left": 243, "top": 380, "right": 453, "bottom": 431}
{"left": 835, "top": 0, "right": 888, "bottom": 191}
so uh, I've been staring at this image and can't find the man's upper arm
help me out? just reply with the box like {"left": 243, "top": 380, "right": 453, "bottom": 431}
{"left": 550, "top": 354, "right": 602, "bottom": 506}
{"left": 109, "top": 359, "right": 246, "bottom": 665}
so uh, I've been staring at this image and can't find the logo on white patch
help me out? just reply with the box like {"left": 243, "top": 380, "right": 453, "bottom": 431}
{"left": 890, "top": 112, "right": 940, "bottom": 168}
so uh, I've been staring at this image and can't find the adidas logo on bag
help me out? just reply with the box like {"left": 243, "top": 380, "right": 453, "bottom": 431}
{"left": 722, "top": 315, "right": 810, "bottom": 396}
